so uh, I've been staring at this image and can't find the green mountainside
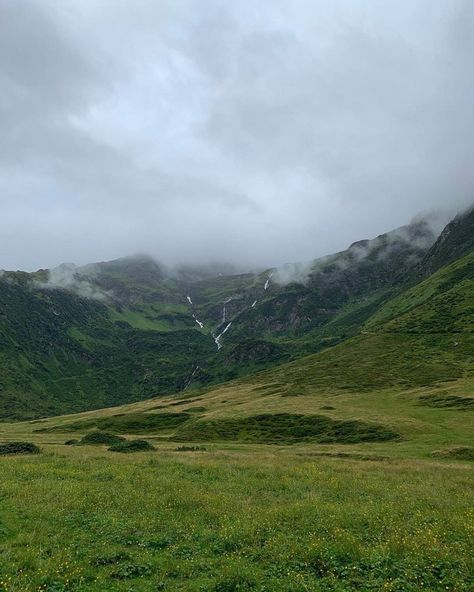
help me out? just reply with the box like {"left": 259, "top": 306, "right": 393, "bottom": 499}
{"left": 0, "top": 207, "right": 472, "bottom": 420}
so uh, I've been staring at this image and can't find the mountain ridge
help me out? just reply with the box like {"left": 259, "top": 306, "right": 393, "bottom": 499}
{"left": 0, "top": 208, "right": 472, "bottom": 420}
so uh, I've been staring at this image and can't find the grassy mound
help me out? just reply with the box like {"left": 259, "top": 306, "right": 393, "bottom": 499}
{"left": 108, "top": 439, "right": 155, "bottom": 453}
{"left": 174, "top": 413, "right": 399, "bottom": 444}
{"left": 419, "top": 394, "right": 474, "bottom": 409}
{"left": 79, "top": 431, "right": 126, "bottom": 446}
{"left": 0, "top": 441, "right": 40, "bottom": 455}
{"left": 431, "top": 446, "right": 474, "bottom": 461}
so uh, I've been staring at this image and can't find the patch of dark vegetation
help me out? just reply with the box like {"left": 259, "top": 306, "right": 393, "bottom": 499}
{"left": 91, "top": 552, "right": 130, "bottom": 566}
{"left": 110, "top": 563, "right": 152, "bottom": 580}
{"left": 418, "top": 393, "right": 474, "bottom": 409}
{"left": 174, "top": 445, "right": 207, "bottom": 452}
{"left": 0, "top": 441, "right": 40, "bottom": 455}
{"left": 39, "top": 412, "right": 191, "bottom": 435}
{"left": 64, "top": 439, "right": 79, "bottom": 445}
{"left": 79, "top": 431, "right": 126, "bottom": 446}
{"left": 185, "top": 406, "right": 207, "bottom": 413}
{"left": 431, "top": 446, "right": 474, "bottom": 461}
{"left": 118, "top": 535, "right": 174, "bottom": 550}
{"left": 320, "top": 405, "right": 336, "bottom": 410}
{"left": 287, "top": 548, "right": 468, "bottom": 591}
{"left": 108, "top": 439, "right": 155, "bottom": 453}
{"left": 173, "top": 413, "right": 400, "bottom": 444}
{"left": 213, "top": 575, "right": 256, "bottom": 591}
{"left": 298, "top": 452, "right": 390, "bottom": 461}
{"left": 252, "top": 383, "right": 286, "bottom": 396}
{"left": 168, "top": 397, "right": 202, "bottom": 406}
{"left": 253, "top": 383, "right": 284, "bottom": 392}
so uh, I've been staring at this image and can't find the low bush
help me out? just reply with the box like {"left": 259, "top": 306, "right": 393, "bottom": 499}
{"left": 79, "top": 431, "right": 125, "bottom": 446}
{"left": 0, "top": 441, "right": 40, "bottom": 455}
{"left": 108, "top": 439, "right": 155, "bottom": 453}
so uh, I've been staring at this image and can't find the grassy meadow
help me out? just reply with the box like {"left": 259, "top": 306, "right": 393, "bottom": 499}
{"left": 0, "top": 443, "right": 473, "bottom": 592}
{"left": 0, "top": 367, "right": 473, "bottom": 592}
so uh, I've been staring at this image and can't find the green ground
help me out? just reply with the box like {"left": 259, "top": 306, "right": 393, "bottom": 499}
{"left": 0, "top": 361, "right": 472, "bottom": 591}
{"left": 0, "top": 444, "right": 472, "bottom": 592}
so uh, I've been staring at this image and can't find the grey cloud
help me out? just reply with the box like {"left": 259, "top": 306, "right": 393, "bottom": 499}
{"left": 0, "top": 0, "right": 473, "bottom": 272}
{"left": 36, "top": 263, "right": 110, "bottom": 301}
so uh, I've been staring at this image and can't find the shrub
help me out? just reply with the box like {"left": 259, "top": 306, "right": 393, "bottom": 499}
{"left": 108, "top": 439, "right": 155, "bottom": 453}
{"left": 79, "top": 431, "right": 125, "bottom": 446}
{"left": 0, "top": 442, "right": 40, "bottom": 455}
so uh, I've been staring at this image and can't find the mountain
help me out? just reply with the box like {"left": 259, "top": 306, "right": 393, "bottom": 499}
{"left": 32, "top": 227, "right": 472, "bottom": 459}
{"left": 420, "top": 205, "right": 474, "bottom": 275}
{"left": 0, "top": 209, "right": 472, "bottom": 420}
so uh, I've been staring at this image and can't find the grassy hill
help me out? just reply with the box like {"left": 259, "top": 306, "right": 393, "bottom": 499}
{"left": 0, "top": 215, "right": 446, "bottom": 420}
{"left": 0, "top": 211, "right": 472, "bottom": 591}
{"left": 7, "top": 230, "right": 470, "bottom": 458}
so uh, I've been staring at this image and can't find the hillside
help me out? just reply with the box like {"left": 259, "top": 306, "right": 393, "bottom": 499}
{"left": 9, "top": 231, "right": 472, "bottom": 460}
{"left": 0, "top": 210, "right": 472, "bottom": 420}
{"left": 0, "top": 240, "right": 471, "bottom": 591}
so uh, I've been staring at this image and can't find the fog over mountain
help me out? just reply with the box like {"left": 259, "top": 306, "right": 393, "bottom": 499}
{"left": 1, "top": 0, "right": 473, "bottom": 271}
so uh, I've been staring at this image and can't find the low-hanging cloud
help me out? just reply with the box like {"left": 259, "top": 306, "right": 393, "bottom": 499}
{"left": 0, "top": 0, "right": 473, "bottom": 272}
{"left": 37, "top": 263, "right": 110, "bottom": 301}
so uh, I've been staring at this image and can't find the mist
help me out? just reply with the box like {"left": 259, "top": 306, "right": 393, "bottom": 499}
{"left": 1, "top": 0, "right": 473, "bottom": 272}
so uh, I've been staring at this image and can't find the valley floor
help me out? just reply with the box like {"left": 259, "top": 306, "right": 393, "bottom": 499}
{"left": 0, "top": 443, "right": 472, "bottom": 592}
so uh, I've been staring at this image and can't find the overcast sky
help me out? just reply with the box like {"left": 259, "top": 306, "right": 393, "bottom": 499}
{"left": 1, "top": 0, "right": 473, "bottom": 271}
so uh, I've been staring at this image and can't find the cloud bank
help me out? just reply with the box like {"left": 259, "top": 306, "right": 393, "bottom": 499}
{"left": 0, "top": 0, "right": 473, "bottom": 271}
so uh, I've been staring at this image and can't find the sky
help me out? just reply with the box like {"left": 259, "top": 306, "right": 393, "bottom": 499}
{"left": 1, "top": 0, "right": 473, "bottom": 271}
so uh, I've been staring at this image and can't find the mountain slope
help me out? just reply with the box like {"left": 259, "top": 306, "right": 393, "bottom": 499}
{"left": 0, "top": 211, "right": 471, "bottom": 420}
{"left": 420, "top": 206, "right": 474, "bottom": 276}
{"left": 0, "top": 275, "right": 216, "bottom": 419}
{"left": 27, "top": 240, "right": 472, "bottom": 458}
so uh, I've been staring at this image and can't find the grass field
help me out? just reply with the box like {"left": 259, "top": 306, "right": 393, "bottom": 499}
{"left": 0, "top": 443, "right": 472, "bottom": 592}
{"left": 0, "top": 366, "right": 473, "bottom": 592}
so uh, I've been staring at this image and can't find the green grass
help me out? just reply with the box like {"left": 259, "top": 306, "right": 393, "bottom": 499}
{"left": 39, "top": 412, "right": 192, "bottom": 435}
{"left": 0, "top": 447, "right": 471, "bottom": 591}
